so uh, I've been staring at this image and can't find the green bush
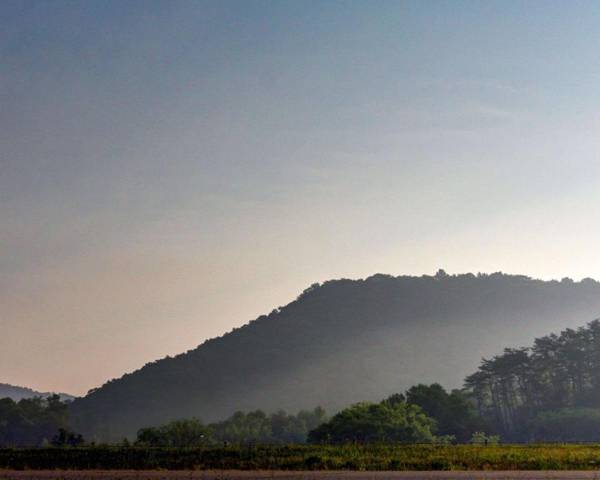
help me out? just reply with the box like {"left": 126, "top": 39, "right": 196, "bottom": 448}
{"left": 308, "top": 401, "right": 435, "bottom": 444}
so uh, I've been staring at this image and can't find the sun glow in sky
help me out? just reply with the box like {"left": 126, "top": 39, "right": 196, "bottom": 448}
{"left": 3, "top": 0, "right": 600, "bottom": 395}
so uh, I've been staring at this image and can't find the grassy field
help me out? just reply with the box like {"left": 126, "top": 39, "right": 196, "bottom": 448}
{"left": 4, "top": 445, "right": 600, "bottom": 471}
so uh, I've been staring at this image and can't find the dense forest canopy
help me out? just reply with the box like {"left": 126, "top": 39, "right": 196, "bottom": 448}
{"left": 70, "top": 272, "right": 600, "bottom": 441}
{"left": 403, "top": 384, "right": 485, "bottom": 442}
{"left": 136, "top": 408, "right": 327, "bottom": 446}
{"left": 0, "top": 395, "right": 74, "bottom": 447}
{"left": 465, "top": 319, "right": 600, "bottom": 441}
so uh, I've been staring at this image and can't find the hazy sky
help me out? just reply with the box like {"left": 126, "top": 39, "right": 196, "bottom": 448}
{"left": 3, "top": 0, "right": 600, "bottom": 395}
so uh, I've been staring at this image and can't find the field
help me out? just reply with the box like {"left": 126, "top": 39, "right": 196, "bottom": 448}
{"left": 4, "top": 472, "right": 600, "bottom": 480}
{"left": 4, "top": 445, "right": 600, "bottom": 472}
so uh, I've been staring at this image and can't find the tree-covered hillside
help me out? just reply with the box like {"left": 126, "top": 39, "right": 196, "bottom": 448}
{"left": 70, "top": 272, "right": 600, "bottom": 441}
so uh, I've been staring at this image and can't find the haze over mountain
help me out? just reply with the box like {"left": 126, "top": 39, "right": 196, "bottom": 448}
{"left": 0, "top": 383, "right": 75, "bottom": 402}
{"left": 70, "top": 272, "right": 600, "bottom": 441}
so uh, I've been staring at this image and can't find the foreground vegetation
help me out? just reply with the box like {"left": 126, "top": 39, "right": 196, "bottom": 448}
{"left": 6, "top": 444, "right": 600, "bottom": 470}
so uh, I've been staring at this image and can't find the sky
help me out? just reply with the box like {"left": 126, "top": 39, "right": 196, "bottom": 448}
{"left": 2, "top": 0, "right": 600, "bottom": 395}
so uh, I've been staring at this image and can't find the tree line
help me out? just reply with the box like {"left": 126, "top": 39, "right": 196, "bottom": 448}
{"left": 136, "top": 408, "right": 327, "bottom": 446}
{"left": 0, "top": 395, "right": 82, "bottom": 447}
{"left": 465, "top": 319, "right": 600, "bottom": 441}
{"left": 134, "top": 384, "right": 490, "bottom": 446}
{"left": 0, "top": 384, "right": 487, "bottom": 446}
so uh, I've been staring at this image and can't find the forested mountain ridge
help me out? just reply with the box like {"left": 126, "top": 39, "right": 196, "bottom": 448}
{"left": 70, "top": 272, "right": 600, "bottom": 441}
{"left": 0, "top": 384, "right": 74, "bottom": 402}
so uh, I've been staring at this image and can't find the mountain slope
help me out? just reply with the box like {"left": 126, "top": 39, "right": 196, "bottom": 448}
{"left": 0, "top": 383, "right": 75, "bottom": 402}
{"left": 70, "top": 272, "right": 600, "bottom": 441}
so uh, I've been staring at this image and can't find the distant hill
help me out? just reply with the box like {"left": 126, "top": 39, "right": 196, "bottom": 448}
{"left": 70, "top": 272, "right": 600, "bottom": 441}
{"left": 0, "top": 383, "right": 75, "bottom": 402}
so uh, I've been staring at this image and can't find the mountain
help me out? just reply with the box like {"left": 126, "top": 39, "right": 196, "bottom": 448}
{"left": 0, "top": 383, "right": 75, "bottom": 402}
{"left": 70, "top": 272, "right": 600, "bottom": 441}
